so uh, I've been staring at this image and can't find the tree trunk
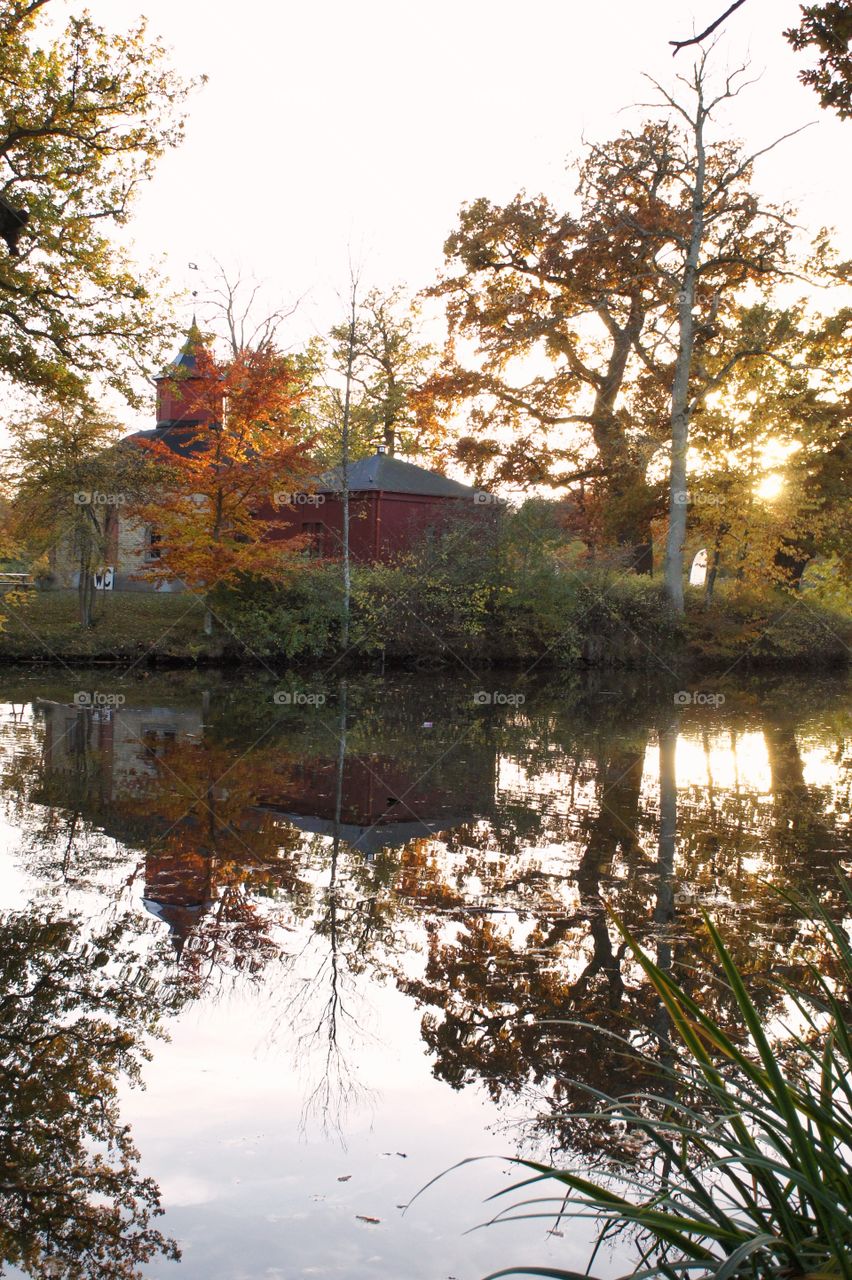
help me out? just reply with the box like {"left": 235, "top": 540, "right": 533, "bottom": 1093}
{"left": 78, "top": 548, "right": 94, "bottom": 628}
{"left": 664, "top": 92, "right": 707, "bottom": 614}
{"left": 590, "top": 306, "right": 655, "bottom": 574}
{"left": 340, "top": 288, "right": 357, "bottom": 651}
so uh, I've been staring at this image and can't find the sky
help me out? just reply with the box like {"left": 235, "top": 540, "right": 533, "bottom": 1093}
{"left": 67, "top": 0, "right": 851, "bottom": 374}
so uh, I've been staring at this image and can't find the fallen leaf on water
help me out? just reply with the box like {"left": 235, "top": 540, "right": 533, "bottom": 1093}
{"left": 356, "top": 1215, "right": 381, "bottom": 1224}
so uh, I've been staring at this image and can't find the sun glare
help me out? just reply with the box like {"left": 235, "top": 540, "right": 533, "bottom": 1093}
{"left": 755, "top": 473, "right": 784, "bottom": 501}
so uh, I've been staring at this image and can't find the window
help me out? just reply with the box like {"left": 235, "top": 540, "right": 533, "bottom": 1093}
{"left": 144, "top": 525, "right": 162, "bottom": 561}
{"left": 301, "top": 521, "right": 324, "bottom": 558}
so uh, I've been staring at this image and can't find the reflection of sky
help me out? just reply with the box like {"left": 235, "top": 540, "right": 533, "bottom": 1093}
{"left": 644, "top": 731, "right": 772, "bottom": 794}
{"left": 118, "top": 978, "right": 603, "bottom": 1280}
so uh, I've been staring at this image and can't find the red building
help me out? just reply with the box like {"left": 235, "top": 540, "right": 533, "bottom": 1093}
{"left": 123, "top": 324, "right": 487, "bottom": 572}
{"left": 270, "top": 449, "right": 484, "bottom": 563}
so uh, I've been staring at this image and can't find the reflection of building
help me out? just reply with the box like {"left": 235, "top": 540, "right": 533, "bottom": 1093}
{"left": 142, "top": 848, "right": 216, "bottom": 959}
{"left": 39, "top": 699, "right": 203, "bottom": 800}
{"left": 255, "top": 744, "right": 496, "bottom": 859}
{"left": 34, "top": 693, "right": 500, "bottom": 950}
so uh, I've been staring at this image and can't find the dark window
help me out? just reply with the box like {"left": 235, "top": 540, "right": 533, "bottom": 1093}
{"left": 302, "top": 521, "right": 324, "bottom": 558}
{"left": 145, "top": 525, "right": 162, "bottom": 561}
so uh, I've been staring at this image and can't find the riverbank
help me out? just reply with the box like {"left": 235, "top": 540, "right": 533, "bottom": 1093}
{"left": 0, "top": 584, "right": 847, "bottom": 670}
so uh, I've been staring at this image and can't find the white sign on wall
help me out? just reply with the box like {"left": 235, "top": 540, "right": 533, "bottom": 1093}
{"left": 93, "top": 566, "right": 115, "bottom": 591}
{"left": 689, "top": 548, "right": 708, "bottom": 587}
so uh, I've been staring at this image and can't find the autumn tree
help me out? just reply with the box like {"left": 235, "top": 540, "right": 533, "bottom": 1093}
{"left": 135, "top": 341, "right": 314, "bottom": 634}
{"left": 0, "top": 0, "right": 197, "bottom": 402}
{"left": 1, "top": 396, "right": 160, "bottom": 626}
{"left": 433, "top": 85, "right": 806, "bottom": 587}
{"left": 686, "top": 303, "right": 852, "bottom": 599}
{"left": 429, "top": 126, "right": 682, "bottom": 572}
{"left": 620, "top": 54, "right": 807, "bottom": 611}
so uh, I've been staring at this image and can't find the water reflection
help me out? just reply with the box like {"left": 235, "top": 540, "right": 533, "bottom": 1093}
{"left": 0, "top": 907, "right": 182, "bottom": 1277}
{"left": 0, "top": 671, "right": 848, "bottom": 1276}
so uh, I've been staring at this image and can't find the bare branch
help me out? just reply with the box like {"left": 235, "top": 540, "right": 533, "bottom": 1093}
{"left": 670, "top": 0, "right": 750, "bottom": 55}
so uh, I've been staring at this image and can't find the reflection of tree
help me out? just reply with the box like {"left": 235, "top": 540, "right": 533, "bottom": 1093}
{"left": 121, "top": 736, "right": 310, "bottom": 993}
{"left": 396, "top": 735, "right": 657, "bottom": 1135}
{"left": 268, "top": 690, "right": 396, "bottom": 1141}
{"left": 1, "top": 672, "right": 848, "bottom": 1168}
{"left": 0, "top": 707, "right": 136, "bottom": 892}
{"left": 0, "top": 908, "right": 181, "bottom": 1279}
{"left": 393, "top": 691, "right": 851, "bottom": 1161}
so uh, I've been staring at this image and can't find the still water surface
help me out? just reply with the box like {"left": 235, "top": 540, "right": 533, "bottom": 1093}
{"left": 0, "top": 668, "right": 849, "bottom": 1279}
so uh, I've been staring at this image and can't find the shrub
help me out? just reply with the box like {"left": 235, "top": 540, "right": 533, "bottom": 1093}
{"left": 684, "top": 582, "right": 852, "bottom": 665}
{"left": 213, "top": 567, "right": 343, "bottom": 660}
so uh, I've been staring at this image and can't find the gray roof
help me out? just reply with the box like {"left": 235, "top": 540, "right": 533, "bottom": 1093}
{"left": 256, "top": 808, "right": 472, "bottom": 858}
{"left": 317, "top": 452, "right": 477, "bottom": 498}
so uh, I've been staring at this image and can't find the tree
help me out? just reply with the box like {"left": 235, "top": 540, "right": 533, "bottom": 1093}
{"left": 1, "top": 396, "right": 159, "bottom": 626}
{"left": 430, "top": 126, "right": 684, "bottom": 571}
{"left": 635, "top": 55, "right": 805, "bottom": 611}
{"left": 0, "top": 906, "right": 181, "bottom": 1278}
{"left": 134, "top": 342, "right": 314, "bottom": 633}
{"left": 330, "top": 286, "right": 446, "bottom": 459}
{"left": 686, "top": 303, "right": 852, "bottom": 599}
{"left": 199, "top": 262, "right": 303, "bottom": 360}
{"left": 0, "top": 0, "right": 196, "bottom": 401}
{"left": 432, "top": 94, "right": 802, "bottom": 586}
{"left": 787, "top": 3, "right": 852, "bottom": 118}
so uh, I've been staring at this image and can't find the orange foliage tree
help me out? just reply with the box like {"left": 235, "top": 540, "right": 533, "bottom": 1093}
{"left": 134, "top": 342, "right": 314, "bottom": 629}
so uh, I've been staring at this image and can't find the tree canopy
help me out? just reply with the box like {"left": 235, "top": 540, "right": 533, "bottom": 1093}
{"left": 0, "top": 0, "right": 197, "bottom": 401}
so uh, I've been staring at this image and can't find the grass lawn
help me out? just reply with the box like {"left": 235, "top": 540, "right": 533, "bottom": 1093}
{"left": 0, "top": 590, "right": 215, "bottom": 662}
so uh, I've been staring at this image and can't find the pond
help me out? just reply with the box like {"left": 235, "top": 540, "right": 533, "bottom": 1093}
{"left": 0, "top": 667, "right": 849, "bottom": 1279}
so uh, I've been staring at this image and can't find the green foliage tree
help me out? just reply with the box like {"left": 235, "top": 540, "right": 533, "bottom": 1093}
{"left": 329, "top": 286, "right": 446, "bottom": 460}
{"left": 786, "top": 3, "right": 852, "bottom": 117}
{"left": 1, "top": 396, "right": 160, "bottom": 626}
{"left": 0, "top": 0, "right": 197, "bottom": 401}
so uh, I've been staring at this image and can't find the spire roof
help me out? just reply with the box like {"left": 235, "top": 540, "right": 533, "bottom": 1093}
{"left": 159, "top": 317, "right": 205, "bottom": 377}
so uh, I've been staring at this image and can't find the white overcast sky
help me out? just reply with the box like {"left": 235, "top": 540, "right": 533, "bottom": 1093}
{"left": 73, "top": 0, "right": 852, "bottom": 363}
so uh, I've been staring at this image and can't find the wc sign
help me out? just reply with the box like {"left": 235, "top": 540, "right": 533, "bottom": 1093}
{"left": 93, "top": 566, "right": 114, "bottom": 591}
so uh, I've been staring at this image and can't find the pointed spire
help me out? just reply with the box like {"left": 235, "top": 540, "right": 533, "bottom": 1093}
{"left": 172, "top": 316, "right": 204, "bottom": 372}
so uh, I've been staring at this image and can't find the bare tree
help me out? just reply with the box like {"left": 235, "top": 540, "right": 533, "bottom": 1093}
{"left": 642, "top": 53, "right": 808, "bottom": 610}
{"left": 195, "top": 261, "right": 302, "bottom": 357}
